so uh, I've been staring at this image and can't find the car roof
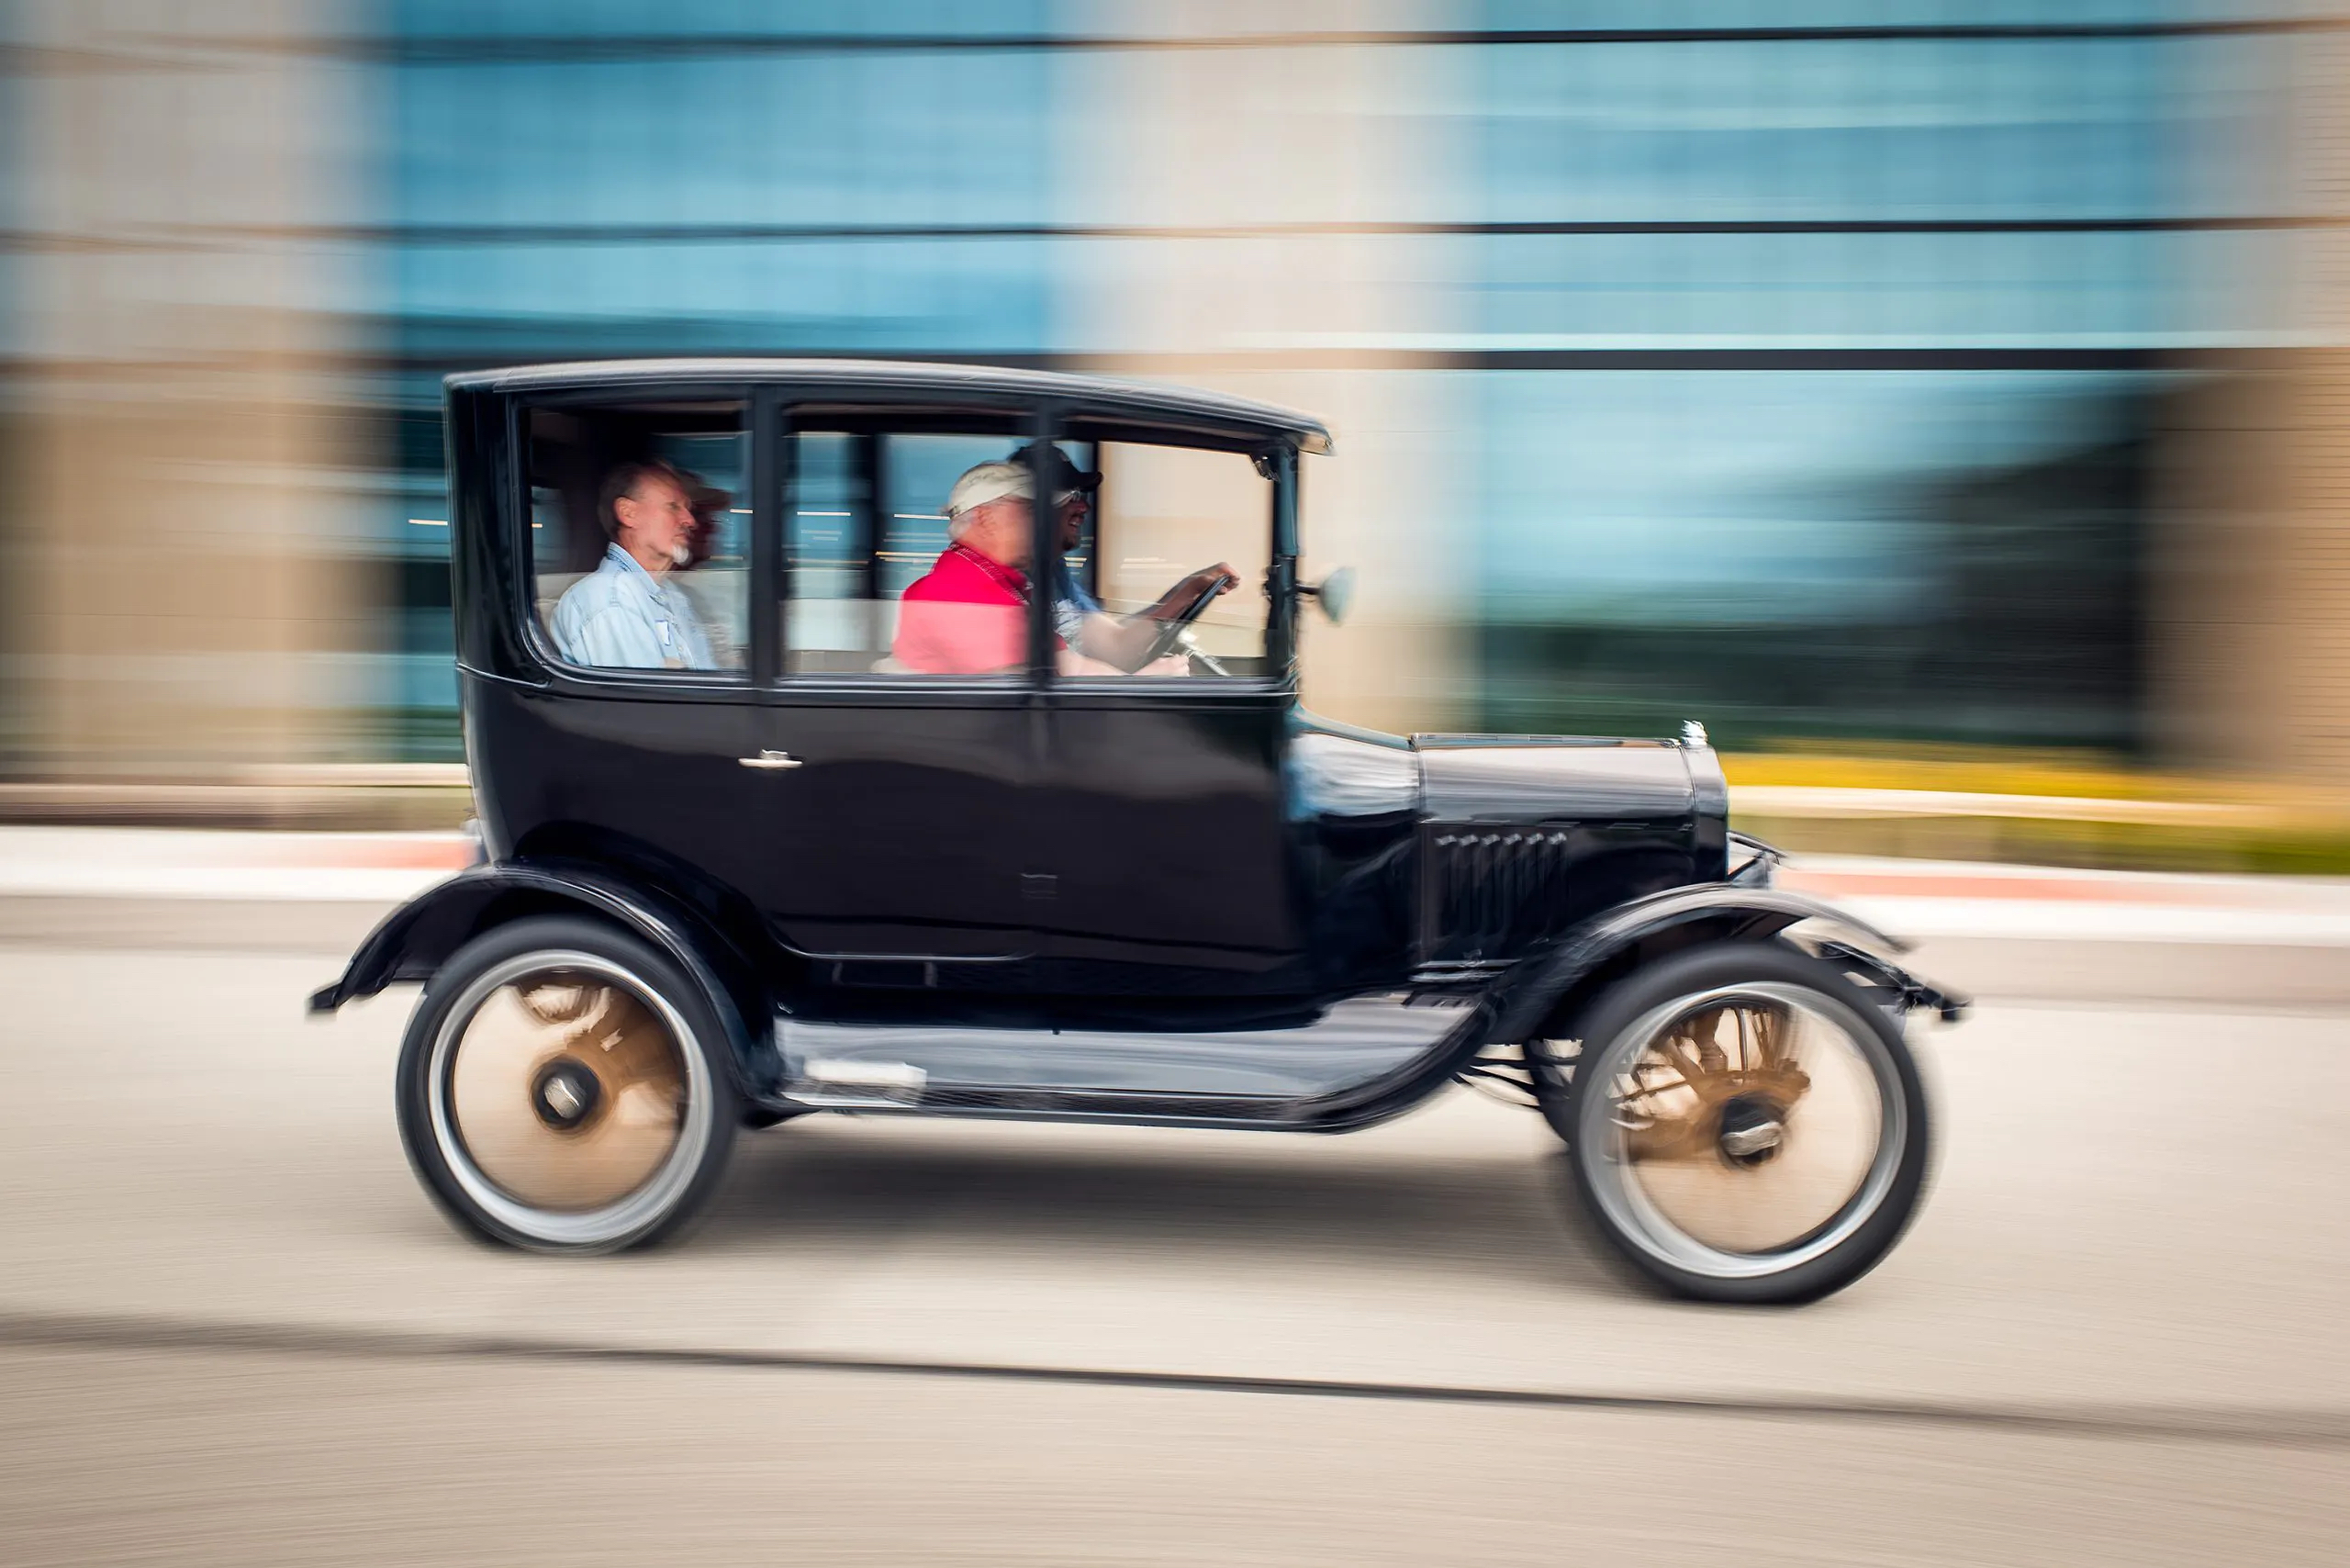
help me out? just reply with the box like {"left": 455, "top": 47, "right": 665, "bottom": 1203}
{"left": 446, "top": 358, "right": 1333, "bottom": 454}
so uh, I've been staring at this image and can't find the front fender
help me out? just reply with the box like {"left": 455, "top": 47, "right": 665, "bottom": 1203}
{"left": 306, "top": 859, "right": 776, "bottom": 1098}
{"left": 1485, "top": 883, "right": 1964, "bottom": 1044}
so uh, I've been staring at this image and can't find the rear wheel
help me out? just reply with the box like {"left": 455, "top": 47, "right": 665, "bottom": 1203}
{"left": 1534, "top": 942, "right": 1930, "bottom": 1305}
{"left": 395, "top": 915, "right": 739, "bottom": 1254}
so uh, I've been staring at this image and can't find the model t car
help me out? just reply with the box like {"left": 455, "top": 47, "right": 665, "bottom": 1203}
{"left": 309, "top": 359, "right": 1962, "bottom": 1304}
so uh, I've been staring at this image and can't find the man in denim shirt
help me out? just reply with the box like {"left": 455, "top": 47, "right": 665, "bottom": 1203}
{"left": 550, "top": 462, "right": 719, "bottom": 670}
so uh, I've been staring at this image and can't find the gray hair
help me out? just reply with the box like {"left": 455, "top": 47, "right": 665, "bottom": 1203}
{"left": 596, "top": 460, "right": 685, "bottom": 542}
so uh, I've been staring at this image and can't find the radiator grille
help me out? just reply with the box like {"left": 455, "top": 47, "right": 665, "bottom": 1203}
{"left": 1424, "top": 826, "right": 1579, "bottom": 962}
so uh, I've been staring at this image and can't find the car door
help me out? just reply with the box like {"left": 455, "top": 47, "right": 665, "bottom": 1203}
{"left": 486, "top": 394, "right": 778, "bottom": 913}
{"left": 1038, "top": 686, "right": 1300, "bottom": 976}
{"left": 745, "top": 406, "right": 1045, "bottom": 967}
{"left": 1029, "top": 427, "right": 1304, "bottom": 982}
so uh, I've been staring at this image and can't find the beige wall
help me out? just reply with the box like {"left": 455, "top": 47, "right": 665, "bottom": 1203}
{"left": 2154, "top": 29, "right": 2350, "bottom": 783}
{"left": 1060, "top": 2, "right": 1473, "bottom": 735}
{"left": 12, "top": 4, "right": 375, "bottom": 772}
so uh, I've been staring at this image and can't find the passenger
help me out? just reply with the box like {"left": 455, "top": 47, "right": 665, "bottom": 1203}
{"left": 675, "top": 469, "right": 729, "bottom": 570}
{"left": 549, "top": 461, "right": 719, "bottom": 671}
{"left": 893, "top": 452, "right": 1235, "bottom": 677}
{"left": 667, "top": 468, "right": 746, "bottom": 668}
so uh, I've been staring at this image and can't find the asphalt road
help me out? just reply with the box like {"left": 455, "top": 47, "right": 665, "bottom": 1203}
{"left": 2, "top": 938, "right": 2346, "bottom": 1566}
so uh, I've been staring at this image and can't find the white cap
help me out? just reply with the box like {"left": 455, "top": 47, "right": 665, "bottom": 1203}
{"left": 945, "top": 461, "right": 1035, "bottom": 519}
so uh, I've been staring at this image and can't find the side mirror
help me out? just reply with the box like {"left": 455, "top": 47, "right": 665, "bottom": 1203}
{"left": 1302, "top": 566, "right": 1356, "bottom": 626}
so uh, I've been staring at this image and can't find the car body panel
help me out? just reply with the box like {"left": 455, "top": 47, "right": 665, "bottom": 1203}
{"left": 1037, "top": 690, "right": 1299, "bottom": 972}
{"left": 307, "top": 857, "right": 770, "bottom": 1098}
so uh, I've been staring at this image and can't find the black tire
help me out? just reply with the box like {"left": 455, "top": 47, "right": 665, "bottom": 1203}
{"left": 395, "top": 914, "right": 739, "bottom": 1254}
{"left": 1535, "top": 941, "right": 1930, "bottom": 1305}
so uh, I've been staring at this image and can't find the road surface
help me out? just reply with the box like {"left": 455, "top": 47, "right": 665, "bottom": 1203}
{"left": 1, "top": 935, "right": 2345, "bottom": 1565}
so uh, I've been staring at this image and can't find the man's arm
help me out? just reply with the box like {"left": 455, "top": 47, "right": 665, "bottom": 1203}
{"left": 1069, "top": 611, "right": 1160, "bottom": 671}
{"left": 1067, "top": 563, "right": 1238, "bottom": 671}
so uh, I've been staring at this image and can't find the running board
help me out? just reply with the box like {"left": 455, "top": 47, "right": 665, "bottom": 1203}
{"left": 778, "top": 1077, "right": 1304, "bottom": 1127}
{"left": 765, "top": 993, "right": 1490, "bottom": 1131}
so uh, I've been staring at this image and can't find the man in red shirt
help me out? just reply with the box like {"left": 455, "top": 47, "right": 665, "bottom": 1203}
{"left": 894, "top": 458, "right": 1227, "bottom": 677}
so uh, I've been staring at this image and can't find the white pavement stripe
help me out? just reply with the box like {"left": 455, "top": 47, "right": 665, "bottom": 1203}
{"left": 0, "top": 866, "right": 456, "bottom": 902}
{"left": 1846, "top": 896, "right": 2350, "bottom": 945}
{"left": 0, "top": 831, "right": 2345, "bottom": 941}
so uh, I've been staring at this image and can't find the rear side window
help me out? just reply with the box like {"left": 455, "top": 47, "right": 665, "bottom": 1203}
{"left": 526, "top": 401, "right": 748, "bottom": 678}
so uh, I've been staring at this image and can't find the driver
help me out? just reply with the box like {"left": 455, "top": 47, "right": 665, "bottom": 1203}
{"left": 892, "top": 452, "right": 1235, "bottom": 678}
{"left": 1021, "top": 442, "right": 1238, "bottom": 673}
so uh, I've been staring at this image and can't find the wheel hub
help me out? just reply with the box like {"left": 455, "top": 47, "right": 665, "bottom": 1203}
{"left": 441, "top": 972, "right": 691, "bottom": 1213}
{"left": 1599, "top": 986, "right": 1897, "bottom": 1261}
{"left": 531, "top": 1057, "right": 604, "bottom": 1132}
{"left": 1716, "top": 1093, "right": 1785, "bottom": 1166}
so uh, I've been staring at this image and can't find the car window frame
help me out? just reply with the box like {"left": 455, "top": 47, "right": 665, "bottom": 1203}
{"left": 494, "top": 380, "right": 1304, "bottom": 711}
{"left": 766, "top": 388, "right": 1046, "bottom": 702}
{"left": 506, "top": 383, "right": 759, "bottom": 702}
{"left": 1037, "top": 409, "right": 1299, "bottom": 706}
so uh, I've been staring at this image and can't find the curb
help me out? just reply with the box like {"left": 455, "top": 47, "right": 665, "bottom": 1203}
{"left": 0, "top": 833, "right": 2344, "bottom": 1003}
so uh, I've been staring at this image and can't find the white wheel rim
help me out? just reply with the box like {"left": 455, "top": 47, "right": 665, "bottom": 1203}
{"left": 1579, "top": 980, "right": 1908, "bottom": 1282}
{"left": 425, "top": 949, "right": 715, "bottom": 1249}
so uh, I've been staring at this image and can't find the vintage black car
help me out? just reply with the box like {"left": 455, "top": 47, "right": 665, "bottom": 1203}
{"left": 310, "top": 360, "right": 1962, "bottom": 1304}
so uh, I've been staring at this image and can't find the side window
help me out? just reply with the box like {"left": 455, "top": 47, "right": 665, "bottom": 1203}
{"left": 526, "top": 402, "right": 748, "bottom": 677}
{"left": 777, "top": 419, "right": 1272, "bottom": 682}
{"left": 1060, "top": 439, "right": 1273, "bottom": 680}
{"left": 782, "top": 425, "right": 1028, "bottom": 678}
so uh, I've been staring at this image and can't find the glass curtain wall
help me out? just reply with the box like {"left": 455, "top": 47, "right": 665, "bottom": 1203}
{"left": 1460, "top": 10, "right": 2287, "bottom": 752}
{"left": 375, "top": 1, "right": 1059, "bottom": 753}
{"left": 0, "top": 5, "right": 23, "bottom": 763}
{"left": 366, "top": 3, "right": 2291, "bottom": 756}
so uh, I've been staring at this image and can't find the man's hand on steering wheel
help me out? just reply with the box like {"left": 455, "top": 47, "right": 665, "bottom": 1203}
{"left": 1147, "top": 563, "right": 1239, "bottom": 622}
{"left": 1136, "top": 564, "right": 1237, "bottom": 666}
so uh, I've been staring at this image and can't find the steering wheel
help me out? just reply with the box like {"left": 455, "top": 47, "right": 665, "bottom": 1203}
{"left": 1135, "top": 568, "right": 1236, "bottom": 666}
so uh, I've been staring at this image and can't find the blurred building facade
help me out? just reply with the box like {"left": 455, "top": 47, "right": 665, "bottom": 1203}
{"left": 2, "top": 3, "right": 2346, "bottom": 778}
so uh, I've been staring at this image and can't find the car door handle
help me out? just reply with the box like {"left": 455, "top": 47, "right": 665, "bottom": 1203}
{"left": 738, "top": 750, "right": 803, "bottom": 770}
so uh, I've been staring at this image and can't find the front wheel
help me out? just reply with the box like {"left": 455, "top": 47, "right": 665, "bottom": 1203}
{"left": 1539, "top": 942, "right": 1931, "bottom": 1305}
{"left": 395, "top": 914, "right": 739, "bottom": 1254}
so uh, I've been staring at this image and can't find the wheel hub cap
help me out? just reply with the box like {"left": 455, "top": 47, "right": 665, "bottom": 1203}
{"left": 1606, "top": 991, "right": 1889, "bottom": 1258}
{"left": 531, "top": 1058, "right": 603, "bottom": 1131}
{"left": 1716, "top": 1094, "right": 1785, "bottom": 1165}
{"left": 444, "top": 974, "right": 689, "bottom": 1212}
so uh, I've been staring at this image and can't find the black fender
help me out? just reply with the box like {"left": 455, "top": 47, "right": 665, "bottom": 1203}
{"left": 306, "top": 859, "right": 779, "bottom": 1100}
{"left": 1484, "top": 883, "right": 1965, "bottom": 1046}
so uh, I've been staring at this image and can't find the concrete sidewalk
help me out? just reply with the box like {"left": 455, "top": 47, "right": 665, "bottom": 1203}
{"left": 0, "top": 827, "right": 2344, "bottom": 1002}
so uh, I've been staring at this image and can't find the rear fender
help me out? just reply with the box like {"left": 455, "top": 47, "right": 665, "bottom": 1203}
{"left": 1485, "top": 884, "right": 1964, "bottom": 1045}
{"left": 306, "top": 860, "right": 778, "bottom": 1099}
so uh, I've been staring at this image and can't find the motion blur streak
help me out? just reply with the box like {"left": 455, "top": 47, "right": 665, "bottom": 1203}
{"left": 5, "top": 5, "right": 2350, "bottom": 1566}
{"left": 2, "top": 2, "right": 2346, "bottom": 770}
{"left": 3, "top": 943, "right": 2349, "bottom": 1563}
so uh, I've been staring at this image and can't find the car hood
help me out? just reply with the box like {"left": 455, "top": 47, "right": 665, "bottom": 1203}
{"left": 1409, "top": 734, "right": 1725, "bottom": 823}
